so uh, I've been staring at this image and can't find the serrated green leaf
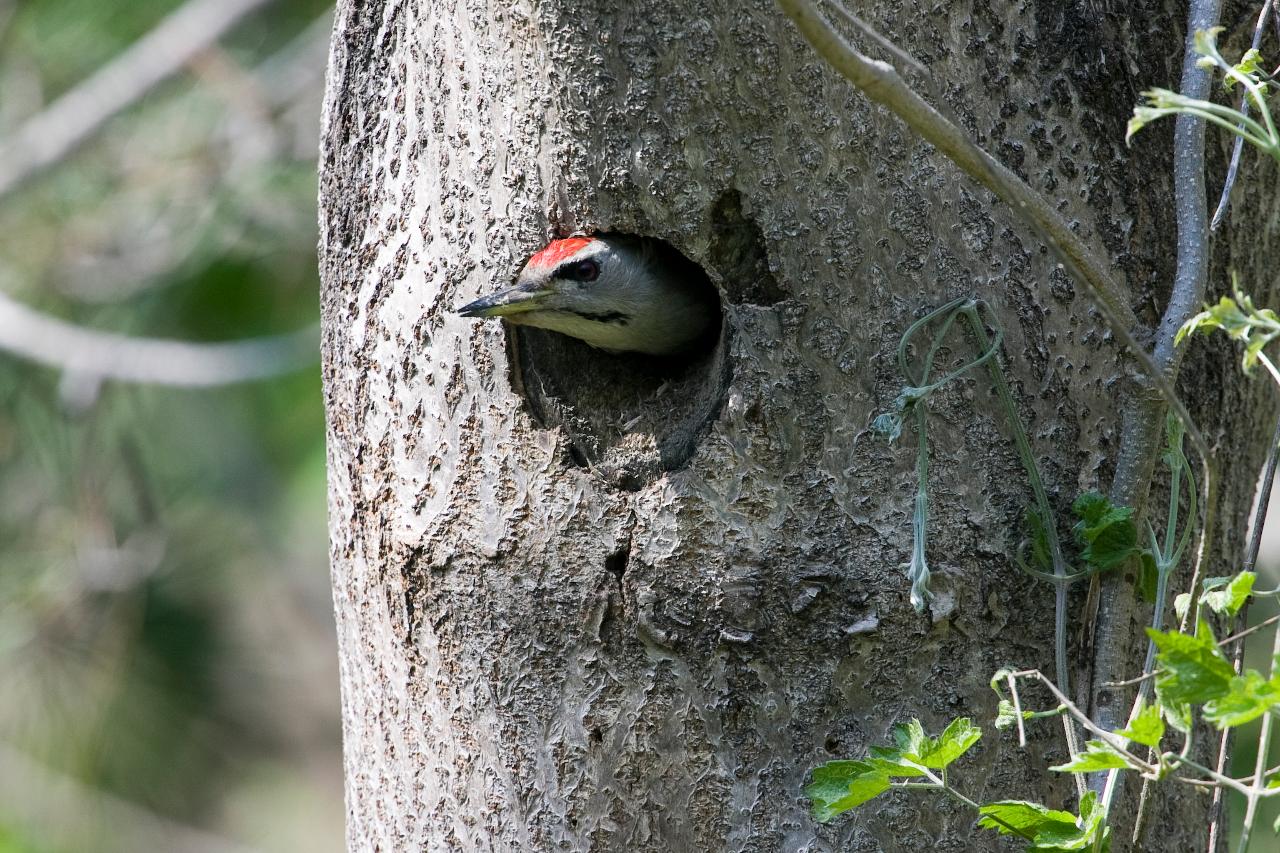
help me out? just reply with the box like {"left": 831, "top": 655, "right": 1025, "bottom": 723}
{"left": 891, "top": 719, "right": 927, "bottom": 756}
{"left": 978, "top": 800, "right": 1079, "bottom": 838}
{"left": 873, "top": 718, "right": 981, "bottom": 772}
{"left": 1050, "top": 740, "right": 1131, "bottom": 773}
{"left": 1178, "top": 286, "right": 1280, "bottom": 374}
{"left": 1232, "top": 47, "right": 1264, "bottom": 83}
{"left": 805, "top": 761, "right": 892, "bottom": 822}
{"left": 1071, "top": 492, "right": 1114, "bottom": 527}
{"left": 978, "top": 792, "right": 1109, "bottom": 851}
{"left": 918, "top": 717, "right": 981, "bottom": 769}
{"left": 1116, "top": 700, "right": 1165, "bottom": 748}
{"left": 1071, "top": 492, "right": 1139, "bottom": 571}
{"left": 1202, "top": 571, "right": 1255, "bottom": 616}
{"left": 1163, "top": 701, "right": 1193, "bottom": 734}
{"left": 1174, "top": 592, "right": 1192, "bottom": 621}
{"left": 866, "top": 745, "right": 927, "bottom": 777}
{"left": 1203, "top": 669, "right": 1280, "bottom": 729}
{"left": 1147, "top": 620, "right": 1235, "bottom": 706}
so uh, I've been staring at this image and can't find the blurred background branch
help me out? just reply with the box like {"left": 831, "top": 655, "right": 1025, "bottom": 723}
{"left": 0, "top": 0, "right": 276, "bottom": 200}
{"left": 0, "top": 1, "right": 340, "bottom": 851}
{"left": 0, "top": 288, "right": 318, "bottom": 389}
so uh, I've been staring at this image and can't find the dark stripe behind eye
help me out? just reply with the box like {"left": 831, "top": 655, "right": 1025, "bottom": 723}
{"left": 567, "top": 310, "right": 629, "bottom": 324}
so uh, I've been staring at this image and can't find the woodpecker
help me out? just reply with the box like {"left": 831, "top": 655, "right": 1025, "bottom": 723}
{"left": 457, "top": 235, "right": 719, "bottom": 355}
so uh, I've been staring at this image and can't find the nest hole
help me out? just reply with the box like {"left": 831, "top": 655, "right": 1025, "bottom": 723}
{"left": 510, "top": 237, "right": 730, "bottom": 488}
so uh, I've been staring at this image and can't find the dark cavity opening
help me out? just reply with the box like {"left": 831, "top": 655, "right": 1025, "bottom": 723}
{"left": 708, "top": 190, "right": 785, "bottom": 306}
{"left": 511, "top": 235, "right": 730, "bottom": 488}
{"left": 604, "top": 545, "right": 630, "bottom": 583}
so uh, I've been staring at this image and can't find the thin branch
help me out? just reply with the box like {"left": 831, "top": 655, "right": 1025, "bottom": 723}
{"left": 775, "top": 0, "right": 1223, "bottom": 826}
{"left": 1222, "top": 611, "right": 1280, "bottom": 648}
{"left": 1006, "top": 670, "right": 1155, "bottom": 772}
{"left": 1097, "top": 0, "right": 1220, "bottom": 827}
{"left": 823, "top": 1, "right": 928, "bottom": 78}
{"left": 0, "top": 289, "right": 317, "bottom": 387}
{"left": 0, "top": 0, "right": 277, "bottom": 200}
{"left": 53, "top": 9, "right": 331, "bottom": 306}
{"left": 1236, "top": 616, "right": 1280, "bottom": 851}
{"left": 1100, "top": 671, "right": 1156, "bottom": 691}
{"left": 1007, "top": 671, "right": 1028, "bottom": 748}
{"left": 1209, "top": 411, "right": 1280, "bottom": 846}
{"left": 1210, "top": 0, "right": 1275, "bottom": 230}
{"left": 773, "top": 0, "right": 1213, "bottom": 489}
{"left": 1162, "top": 753, "right": 1252, "bottom": 797}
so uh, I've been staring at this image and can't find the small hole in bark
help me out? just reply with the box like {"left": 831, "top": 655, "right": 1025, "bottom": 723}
{"left": 709, "top": 190, "right": 785, "bottom": 306}
{"left": 824, "top": 736, "right": 841, "bottom": 754}
{"left": 511, "top": 235, "right": 730, "bottom": 487}
{"left": 605, "top": 545, "right": 630, "bottom": 582}
{"left": 566, "top": 443, "right": 589, "bottom": 468}
{"left": 588, "top": 727, "right": 603, "bottom": 746}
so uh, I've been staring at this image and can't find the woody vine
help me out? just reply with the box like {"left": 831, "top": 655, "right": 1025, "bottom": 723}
{"left": 774, "top": 1, "right": 1280, "bottom": 850}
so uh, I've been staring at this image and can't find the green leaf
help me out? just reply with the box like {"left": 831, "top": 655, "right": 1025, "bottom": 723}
{"left": 872, "top": 718, "right": 929, "bottom": 775}
{"left": 1203, "top": 669, "right": 1280, "bottom": 729}
{"left": 866, "top": 745, "right": 927, "bottom": 778}
{"left": 1072, "top": 791, "right": 1111, "bottom": 853}
{"left": 1177, "top": 286, "right": 1280, "bottom": 373}
{"left": 1147, "top": 619, "right": 1235, "bottom": 706}
{"left": 872, "top": 718, "right": 981, "bottom": 772}
{"left": 1202, "top": 571, "right": 1255, "bottom": 617}
{"left": 1163, "top": 701, "right": 1193, "bottom": 735}
{"left": 919, "top": 717, "right": 982, "bottom": 769}
{"left": 1173, "top": 592, "right": 1192, "bottom": 621}
{"left": 979, "top": 792, "right": 1110, "bottom": 851}
{"left": 805, "top": 760, "right": 891, "bottom": 822}
{"left": 1072, "top": 492, "right": 1139, "bottom": 571}
{"left": 978, "top": 800, "right": 1080, "bottom": 839}
{"left": 1227, "top": 48, "right": 1266, "bottom": 91}
{"left": 905, "top": 537, "right": 933, "bottom": 614}
{"left": 1116, "top": 699, "right": 1165, "bottom": 748}
{"left": 1050, "top": 740, "right": 1131, "bottom": 773}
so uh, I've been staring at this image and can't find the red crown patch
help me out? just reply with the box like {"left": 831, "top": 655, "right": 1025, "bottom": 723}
{"left": 527, "top": 237, "right": 594, "bottom": 269}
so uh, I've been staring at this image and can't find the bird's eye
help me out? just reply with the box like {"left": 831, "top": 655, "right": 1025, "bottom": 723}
{"left": 573, "top": 259, "right": 600, "bottom": 282}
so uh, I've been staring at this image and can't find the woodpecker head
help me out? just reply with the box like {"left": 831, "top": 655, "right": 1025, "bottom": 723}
{"left": 457, "top": 235, "right": 719, "bottom": 356}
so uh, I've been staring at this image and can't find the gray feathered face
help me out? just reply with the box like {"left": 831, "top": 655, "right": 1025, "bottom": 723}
{"left": 458, "top": 236, "right": 716, "bottom": 355}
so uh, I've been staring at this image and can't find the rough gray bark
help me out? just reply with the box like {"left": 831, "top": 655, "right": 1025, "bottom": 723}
{"left": 318, "top": 1, "right": 1272, "bottom": 849}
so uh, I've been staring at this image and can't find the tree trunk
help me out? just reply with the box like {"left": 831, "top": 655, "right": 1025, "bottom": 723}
{"left": 318, "top": 1, "right": 1270, "bottom": 849}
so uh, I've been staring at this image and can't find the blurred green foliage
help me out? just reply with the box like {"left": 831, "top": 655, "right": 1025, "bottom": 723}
{"left": 0, "top": 1, "right": 339, "bottom": 850}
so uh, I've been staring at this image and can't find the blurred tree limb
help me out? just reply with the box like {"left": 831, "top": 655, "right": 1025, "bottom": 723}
{"left": 0, "top": 288, "right": 317, "bottom": 389}
{"left": 0, "top": 0, "right": 277, "bottom": 200}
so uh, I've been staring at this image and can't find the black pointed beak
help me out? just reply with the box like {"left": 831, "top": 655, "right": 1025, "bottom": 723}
{"left": 456, "top": 282, "right": 553, "bottom": 318}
